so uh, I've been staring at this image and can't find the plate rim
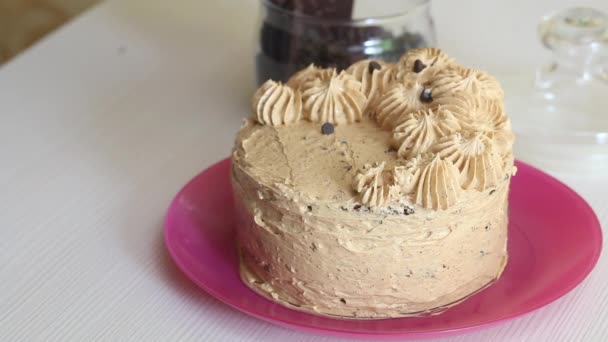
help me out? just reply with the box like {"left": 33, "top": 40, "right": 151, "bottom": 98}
{"left": 164, "top": 158, "right": 603, "bottom": 339}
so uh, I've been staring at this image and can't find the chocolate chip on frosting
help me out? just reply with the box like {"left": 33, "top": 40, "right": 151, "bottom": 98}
{"left": 419, "top": 88, "right": 433, "bottom": 102}
{"left": 321, "top": 122, "right": 335, "bottom": 135}
{"left": 368, "top": 61, "right": 382, "bottom": 73}
{"left": 403, "top": 207, "right": 415, "bottom": 215}
{"left": 413, "top": 59, "right": 427, "bottom": 73}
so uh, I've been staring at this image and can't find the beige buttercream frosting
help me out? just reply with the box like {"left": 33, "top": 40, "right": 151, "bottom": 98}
{"left": 232, "top": 118, "right": 510, "bottom": 318}
{"left": 440, "top": 96, "right": 510, "bottom": 134}
{"left": 378, "top": 63, "right": 398, "bottom": 92}
{"left": 393, "top": 153, "right": 433, "bottom": 195}
{"left": 300, "top": 69, "right": 367, "bottom": 125}
{"left": 435, "top": 133, "right": 504, "bottom": 191}
{"left": 396, "top": 47, "right": 454, "bottom": 82}
{"left": 431, "top": 67, "right": 504, "bottom": 100}
{"left": 415, "top": 155, "right": 462, "bottom": 209}
{"left": 286, "top": 64, "right": 322, "bottom": 90}
{"left": 371, "top": 80, "right": 467, "bottom": 132}
{"left": 346, "top": 60, "right": 396, "bottom": 110}
{"left": 234, "top": 49, "right": 514, "bottom": 319}
{"left": 392, "top": 107, "right": 461, "bottom": 158}
{"left": 252, "top": 80, "right": 302, "bottom": 126}
{"left": 495, "top": 119, "right": 515, "bottom": 158}
{"left": 353, "top": 162, "right": 394, "bottom": 208}
{"left": 372, "top": 81, "right": 428, "bottom": 129}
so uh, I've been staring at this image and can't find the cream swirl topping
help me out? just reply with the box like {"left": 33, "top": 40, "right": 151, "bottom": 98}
{"left": 346, "top": 60, "right": 393, "bottom": 110}
{"left": 415, "top": 155, "right": 461, "bottom": 210}
{"left": 431, "top": 67, "right": 504, "bottom": 100}
{"left": 392, "top": 107, "right": 461, "bottom": 158}
{"left": 494, "top": 119, "right": 515, "bottom": 158}
{"left": 247, "top": 48, "right": 514, "bottom": 210}
{"left": 393, "top": 153, "right": 434, "bottom": 195}
{"left": 440, "top": 97, "right": 508, "bottom": 134}
{"left": 301, "top": 69, "right": 366, "bottom": 125}
{"left": 353, "top": 162, "right": 394, "bottom": 207}
{"left": 372, "top": 81, "right": 428, "bottom": 129}
{"left": 286, "top": 64, "right": 323, "bottom": 90}
{"left": 434, "top": 133, "right": 505, "bottom": 191}
{"left": 378, "top": 63, "right": 398, "bottom": 92}
{"left": 396, "top": 47, "right": 454, "bottom": 81}
{"left": 252, "top": 80, "right": 302, "bottom": 126}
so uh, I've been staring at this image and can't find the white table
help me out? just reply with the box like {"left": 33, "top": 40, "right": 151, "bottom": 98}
{"left": 1, "top": 1, "right": 607, "bottom": 341}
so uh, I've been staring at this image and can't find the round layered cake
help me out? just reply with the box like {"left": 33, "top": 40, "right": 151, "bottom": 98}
{"left": 231, "top": 48, "right": 516, "bottom": 319}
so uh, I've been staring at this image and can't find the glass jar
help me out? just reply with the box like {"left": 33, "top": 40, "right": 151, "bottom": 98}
{"left": 504, "top": 7, "right": 608, "bottom": 174}
{"left": 255, "top": 0, "right": 436, "bottom": 85}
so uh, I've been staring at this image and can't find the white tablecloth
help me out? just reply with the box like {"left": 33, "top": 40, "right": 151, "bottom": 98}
{"left": 1, "top": 1, "right": 607, "bottom": 341}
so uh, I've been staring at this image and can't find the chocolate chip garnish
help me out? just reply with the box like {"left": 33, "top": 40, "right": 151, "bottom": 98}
{"left": 489, "top": 189, "right": 496, "bottom": 195}
{"left": 368, "top": 61, "right": 381, "bottom": 73}
{"left": 413, "top": 59, "right": 427, "bottom": 73}
{"left": 403, "top": 207, "right": 415, "bottom": 215}
{"left": 420, "top": 88, "right": 433, "bottom": 103}
{"left": 321, "top": 122, "right": 334, "bottom": 135}
{"left": 353, "top": 204, "right": 362, "bottom": 211}
{"left": 307, "top": 205, "right": 313, "bottom": 212}
{"left": 340, "top": 298, "right": 346, "bottom": 304}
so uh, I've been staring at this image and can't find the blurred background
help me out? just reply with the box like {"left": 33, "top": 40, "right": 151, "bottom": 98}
{"left": 0, "top": 0, "right": 98, "bottom": 63}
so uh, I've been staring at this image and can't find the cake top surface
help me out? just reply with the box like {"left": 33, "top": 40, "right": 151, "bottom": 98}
{"left": 234, "top": 48, "right": 516, "bottom": 211}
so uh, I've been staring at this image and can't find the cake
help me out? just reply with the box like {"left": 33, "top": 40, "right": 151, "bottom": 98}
{"left": 231, "top": 48, "right": 516, "bottom": 319}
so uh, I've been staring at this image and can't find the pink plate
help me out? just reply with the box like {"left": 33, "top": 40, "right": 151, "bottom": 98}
{"left": 164, "top": 159, "right": 602, "bottom": 339}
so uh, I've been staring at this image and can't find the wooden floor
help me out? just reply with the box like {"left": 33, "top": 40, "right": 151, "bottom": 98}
{"left": 0, "top": 0, "right": 99, "bottom": 64}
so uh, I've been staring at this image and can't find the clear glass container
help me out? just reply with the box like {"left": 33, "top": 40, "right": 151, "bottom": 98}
{"left": 505, "top": 7, "right": 608, "bottom": 174}
{"left": 255, "top": 0, "right": 436, "bottom": 85}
